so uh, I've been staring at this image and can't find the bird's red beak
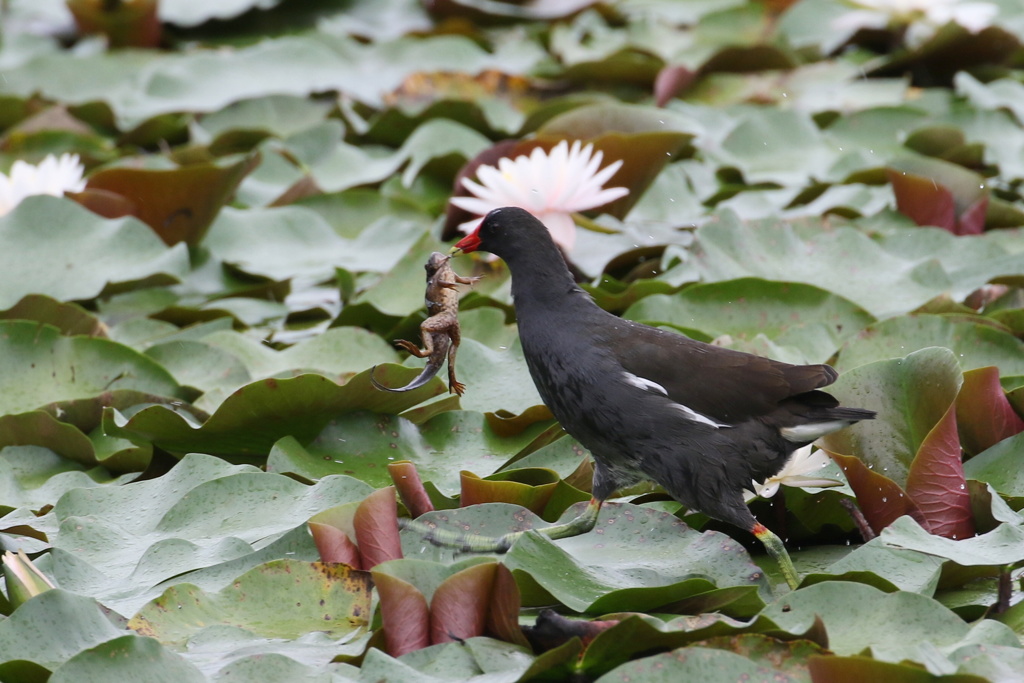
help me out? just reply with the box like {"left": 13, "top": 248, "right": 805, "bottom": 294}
{"left": 452, "top": 228, "right": 481, "bottom": 254}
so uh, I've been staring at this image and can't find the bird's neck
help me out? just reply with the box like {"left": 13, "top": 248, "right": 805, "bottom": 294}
{"left": 503, "top": 247, "right": 589, "bottom": 314}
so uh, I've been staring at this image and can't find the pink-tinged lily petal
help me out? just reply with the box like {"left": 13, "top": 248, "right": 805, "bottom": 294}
{"left": 537, "top": 211, "right": 578, "bottom": 252}
{"left": 448, "top": 140, "right": 628, "bottom": 253}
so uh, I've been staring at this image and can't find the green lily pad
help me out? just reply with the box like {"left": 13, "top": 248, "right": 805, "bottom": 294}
{"left": 834, "top": 315, "right": 1024, "bottom": 376}
{"left": 204, "top": 205, "right": 366, "bottom": 282}
{"left": 271, "top": 409, "right": 551, "bottom": 495}
{"left": 821, "top": 347, "right": 962, "bottom": 486}
{"left": 41, "top": 453, "right": 372, "bottom": 615}
{"left": 879, "top": 515, "right": 1024, "bottom": 568}
{"left": 0, "top": 589, "right": 125, "bottom": 674}
{"left": 443, "top": 339, "right": 545, "bottom": 417}
{"left": 598, "top": 645, "right": 794, "bottom": 683}
{"left": 690, "top": 212, "right": 1016, "bottom": 319}
{"left": 144, "top": 340, "right": 252, "bottom": 397}
{"left": 49, "top": 634, "right": 205, "bottom": 683}
{"left": 0, "top": 445, "right": 136, "bottom": 515}
{"left": 963, "top": 432, "right": 1024, "bottom": 504}
{"left": 102, "top": 368, "right": 443, "bottom": 458}
{"left": 0, "top": 320, "right": 184, "bottom": 418}
{"left": 129, "top": 559, "right": 371, "bottom": 644}
{"left": 197, "top": 326, "right": 398, "bottom": 383}
{"left": 761, "top": 581, "right": 1018, "bottom": 669}
{"left": 624, "top": 278, "right": 874, "bottom": 362}
{"left": 0, "top": 196, "right": 188, "bottom": 310}
{"left": 194, "top": 93, "right": 332, "bottom": 142}
{"left": 805, "top": 537, "right": 945, "bottom": 595}
{"left": 0, "top": 294, "right": 106, "bottom": 337}
{"left": 712, "top": 107, "right": 837, "bottom": 186}
{"left": 502, "top": 503, "right": 767, "bottom": 613}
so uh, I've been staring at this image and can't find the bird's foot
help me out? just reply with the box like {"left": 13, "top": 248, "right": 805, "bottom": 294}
{"left": 399, "top": 498, "right": 603, "bottom": 553}
{"left": 752, "top": 523, "right": 800, "bottom": 591}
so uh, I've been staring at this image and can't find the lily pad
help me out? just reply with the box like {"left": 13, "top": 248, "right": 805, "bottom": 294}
{"left": 0, "top": 196, "right": 188, "bottom": 310}
{"left": 128, "top": 559, "right": 372, "bottom": 644}
{"left": 624, "top": 278, "right": 873, "bottom": 362}
{"left": 49, "top": 634, "right": 205, "bottom": 683}
{"left": 963, "top": 432, "right": 1024, "bottom": 504}
{"left": 690, "top": 212, "right": 1011, "bottom": 319}
{"left": 83, "top": 153, "right": 257, "bottom": 246}
{"left": 102, "top": 368, "right": 444, "bottom": 458}
{"left": 502, "top": 503, "right": 768, "bottom": 613}
{"left": 42, "top": 453, "right": 373, "bottom": 615}
{"left": 820, "top": 347, "right": 962, "bottom": 487}
{"left": 0, "top": 590, "right": 126, "bottom": 674}
{"left": 0, "top": 320, "right": 184, "bottom": 418}
{"left": 834, "top": 315, "right": 1024, "bottom": 376}
{"left": 760, "top": 581, "right": 1017, "bottom": 670}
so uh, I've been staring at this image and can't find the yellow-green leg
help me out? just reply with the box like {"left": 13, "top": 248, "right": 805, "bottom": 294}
{"left": 753, "top": 522, "right": 800, "bottom": 590}
{"left": 400, "top": 498, "right": 604, "bottom": 553}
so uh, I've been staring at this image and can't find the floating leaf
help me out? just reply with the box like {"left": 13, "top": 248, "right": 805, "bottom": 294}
{"left": 821, "top": 347, "right": 962, "bottom": 488}
{"left": 83, "top": 154, "right": 258, "bottom": 246}
{"left": 957, "top": 366, "right": 1024, "bottom": 456}
{"left": 0, "top": 295, "right": 106, "bottom": 337}
{"left": 904, "top": 403, "right": 975, "bottom": 539}
{"left": 372, "top": 570, "right": 430, "bottom": 657}
{"left": 599, "top": 645, "right": 792, "bottom": 682}
{"left": 503, "top": 503, "right": 767, "bottom": 613}
{"left": 625, "top": 278, "right": 873, "bottom": 362}
{"left": 103, "top": 369, "right": 443, "bottom": 459}
{"left": 0, "top": 590, "right": 125, "bottom": 673}
{"left": 962, "top": 432, "right": 1024, "bottom": 504}
{"left": 886, "top": 156, "right": 988, "bottom": 235}
{"left": 0, "top": 320, "right": 183, "bottom": 419}
{"left": 128, "top": 560, "right": 372, "bottom": 644}
{"left": 49, "top": 634, "right": 205, "bottom": 683}
{"left": 354, "top": 486, "right": 403, "bottom": 568}
{"left": 0, "top": 197, "right": 188, "bottom": 310}
{"left": 66, "top": 0, "right": 160, "bottom": 49}
{"left": 835, "top": 315, "right": 1024, "bottom": 376}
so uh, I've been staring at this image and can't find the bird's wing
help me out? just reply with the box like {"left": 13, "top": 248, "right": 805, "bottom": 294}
{"left": 608, "top": 320, "right": 837, "bottom": 424}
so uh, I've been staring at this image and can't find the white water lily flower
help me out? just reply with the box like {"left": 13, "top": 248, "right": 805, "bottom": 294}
{"left": 450, "top": 140, "right": 629, "bottom": 253}
{"left": 0, "top": 154, "right": 87, "bottom": 217}
{"left": 833, "top": 0, "right": 997, "bottom": 49}
{"left": 743, "top": 445, "right": 842, "bottom": 502}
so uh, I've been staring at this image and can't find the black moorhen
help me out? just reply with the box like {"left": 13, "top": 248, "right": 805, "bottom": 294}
{"left": 431, "top": 207, "right": 874, "bottom": 589}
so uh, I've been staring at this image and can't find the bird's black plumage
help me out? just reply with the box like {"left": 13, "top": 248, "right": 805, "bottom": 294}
{"left": 455, "top": 206, "right": 875, "bottom": 541}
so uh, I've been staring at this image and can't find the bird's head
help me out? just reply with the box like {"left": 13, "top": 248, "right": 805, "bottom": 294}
{"left": 451, "top": 207, "right": 549, "bottom": 257}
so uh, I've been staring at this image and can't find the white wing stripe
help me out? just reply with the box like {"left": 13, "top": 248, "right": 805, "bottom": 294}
{"left": 670, "top": 403, "right": 729, "bottom": 428}
{"left": 621, "top": 371, "right": 668, "bottom": 395}
{"left": 622, "top": 371, "right": 729, "bottom": 428}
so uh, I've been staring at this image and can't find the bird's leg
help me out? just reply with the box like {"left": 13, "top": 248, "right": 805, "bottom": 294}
{"left": 752, "top": 522, "right": 800, "bottom": 590}
{"left": 400, "top": 498, "right": 604, "bottom": 553}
